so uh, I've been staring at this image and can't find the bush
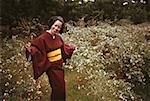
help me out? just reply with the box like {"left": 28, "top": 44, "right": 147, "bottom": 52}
{"left": 130, "top": 8, "right": 147, "bottom": 24}
{"left": 63, "top": 22, "right": 149, "bottom": 100}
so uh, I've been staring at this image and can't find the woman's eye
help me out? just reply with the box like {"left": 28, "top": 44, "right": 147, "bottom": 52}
{"left": 57, "top": 26, "right": 61, "bottom": 28}
{"left": 55, "top": 25, "right": 59, "bottom": 27}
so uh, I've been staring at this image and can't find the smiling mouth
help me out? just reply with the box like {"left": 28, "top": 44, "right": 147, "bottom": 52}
{"left": 53, "top": 30, "right": 57, "bottom": 33}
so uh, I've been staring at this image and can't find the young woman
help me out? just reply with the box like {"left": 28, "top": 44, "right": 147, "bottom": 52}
{"left": 25, "top": 16, "right": 75, "bottom": 101}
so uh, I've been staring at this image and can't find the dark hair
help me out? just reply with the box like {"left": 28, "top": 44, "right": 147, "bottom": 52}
{"left": 48, "top": 16, "right": 65, "bottom": 34}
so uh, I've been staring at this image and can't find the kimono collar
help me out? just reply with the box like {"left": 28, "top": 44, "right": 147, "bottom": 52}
{"left": 46, "top": 30, "right": 56, "bottom": 39}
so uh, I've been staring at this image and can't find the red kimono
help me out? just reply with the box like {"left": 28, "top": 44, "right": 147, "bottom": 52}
{"left": 26, "top": 32, "right": 75, "bottom": 101}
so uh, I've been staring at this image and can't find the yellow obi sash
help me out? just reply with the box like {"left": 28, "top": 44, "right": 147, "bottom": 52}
{"left": 47, "top": 48, "right": 62, "bottom": 62}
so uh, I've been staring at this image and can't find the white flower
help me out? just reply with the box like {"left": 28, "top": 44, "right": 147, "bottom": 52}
{"left": 5, "top": 82, "right": 9, "bottom": 86}
{"left": 78, "top": 86, "right": 81, "bottom": 90}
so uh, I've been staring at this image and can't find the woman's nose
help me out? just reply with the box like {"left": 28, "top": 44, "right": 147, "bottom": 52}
{"left": 55, "top": 26, "right": 60, "bottom": 31}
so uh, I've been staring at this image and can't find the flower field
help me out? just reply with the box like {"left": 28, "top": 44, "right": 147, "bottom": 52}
{"left": 0, "top": 21, "right": 150, "bottom": 101}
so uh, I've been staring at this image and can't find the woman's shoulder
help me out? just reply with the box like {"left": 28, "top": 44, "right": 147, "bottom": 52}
{"left": 56, "top": 34, "right": 63, "bottom": 39}
{"left": 39, "top": 32, "right": 49, "bottom": 38}
{"left": 32, "top": 32, "right": 48, "bottom": 44}
{"left": 34, "top": 32, "right": 48, "bottom": 40}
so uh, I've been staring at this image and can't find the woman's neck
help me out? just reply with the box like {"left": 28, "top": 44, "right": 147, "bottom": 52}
{"left": 46, "top": 30, "right": 56, "bottom": 39}
{"left": 46, "top": 30, "right": 53, "bottom": 35}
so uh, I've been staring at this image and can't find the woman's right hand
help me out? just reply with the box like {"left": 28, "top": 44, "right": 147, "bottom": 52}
{"left": 25, "top": 42, "right": 31, "bottom": 53}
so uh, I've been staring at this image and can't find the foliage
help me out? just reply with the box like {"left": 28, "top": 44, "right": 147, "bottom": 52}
{"left": 1, "top": 0, "right": 150, "bottom": 26}
{"left": 0, "top": 21, "right": 150, "bottom": 100}
{"left": 129, "top": 7, "right": 147, "bottom": 24}
{"left": 0, "top": 38, "right": 50, "bottom": 101}
{"left": 63, "top": 22, "right": 150, "bottom": 100}
{"left": 1, "top": 0, "right": 63, "bottom": 25}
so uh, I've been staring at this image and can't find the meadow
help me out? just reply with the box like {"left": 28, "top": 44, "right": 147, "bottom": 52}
{"left": 1, "top": 20, "right": 150, "bottom": 101}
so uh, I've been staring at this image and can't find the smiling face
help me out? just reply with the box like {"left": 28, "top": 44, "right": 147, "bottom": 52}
{"left": 50, "top": 20, "right": 63, "bottom": 35}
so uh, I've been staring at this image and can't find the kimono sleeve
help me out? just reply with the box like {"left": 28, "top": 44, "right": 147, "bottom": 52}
{"left": 62, "top": 43, "right": 75, "bottom": 63}
{"left": 30, "top": 38, "right": 49, "bottom": 79}
{"left": 59, "top": 36, "right": 75, "bottom": 62}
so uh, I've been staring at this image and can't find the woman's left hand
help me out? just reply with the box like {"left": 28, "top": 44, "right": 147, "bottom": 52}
{"left": 25, "top": 42, "right": 31, "bottom": 53}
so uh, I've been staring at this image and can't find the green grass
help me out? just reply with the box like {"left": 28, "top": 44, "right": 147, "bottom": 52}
{"left": 65, "top": 68, "right": 94, "bottom": 101}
